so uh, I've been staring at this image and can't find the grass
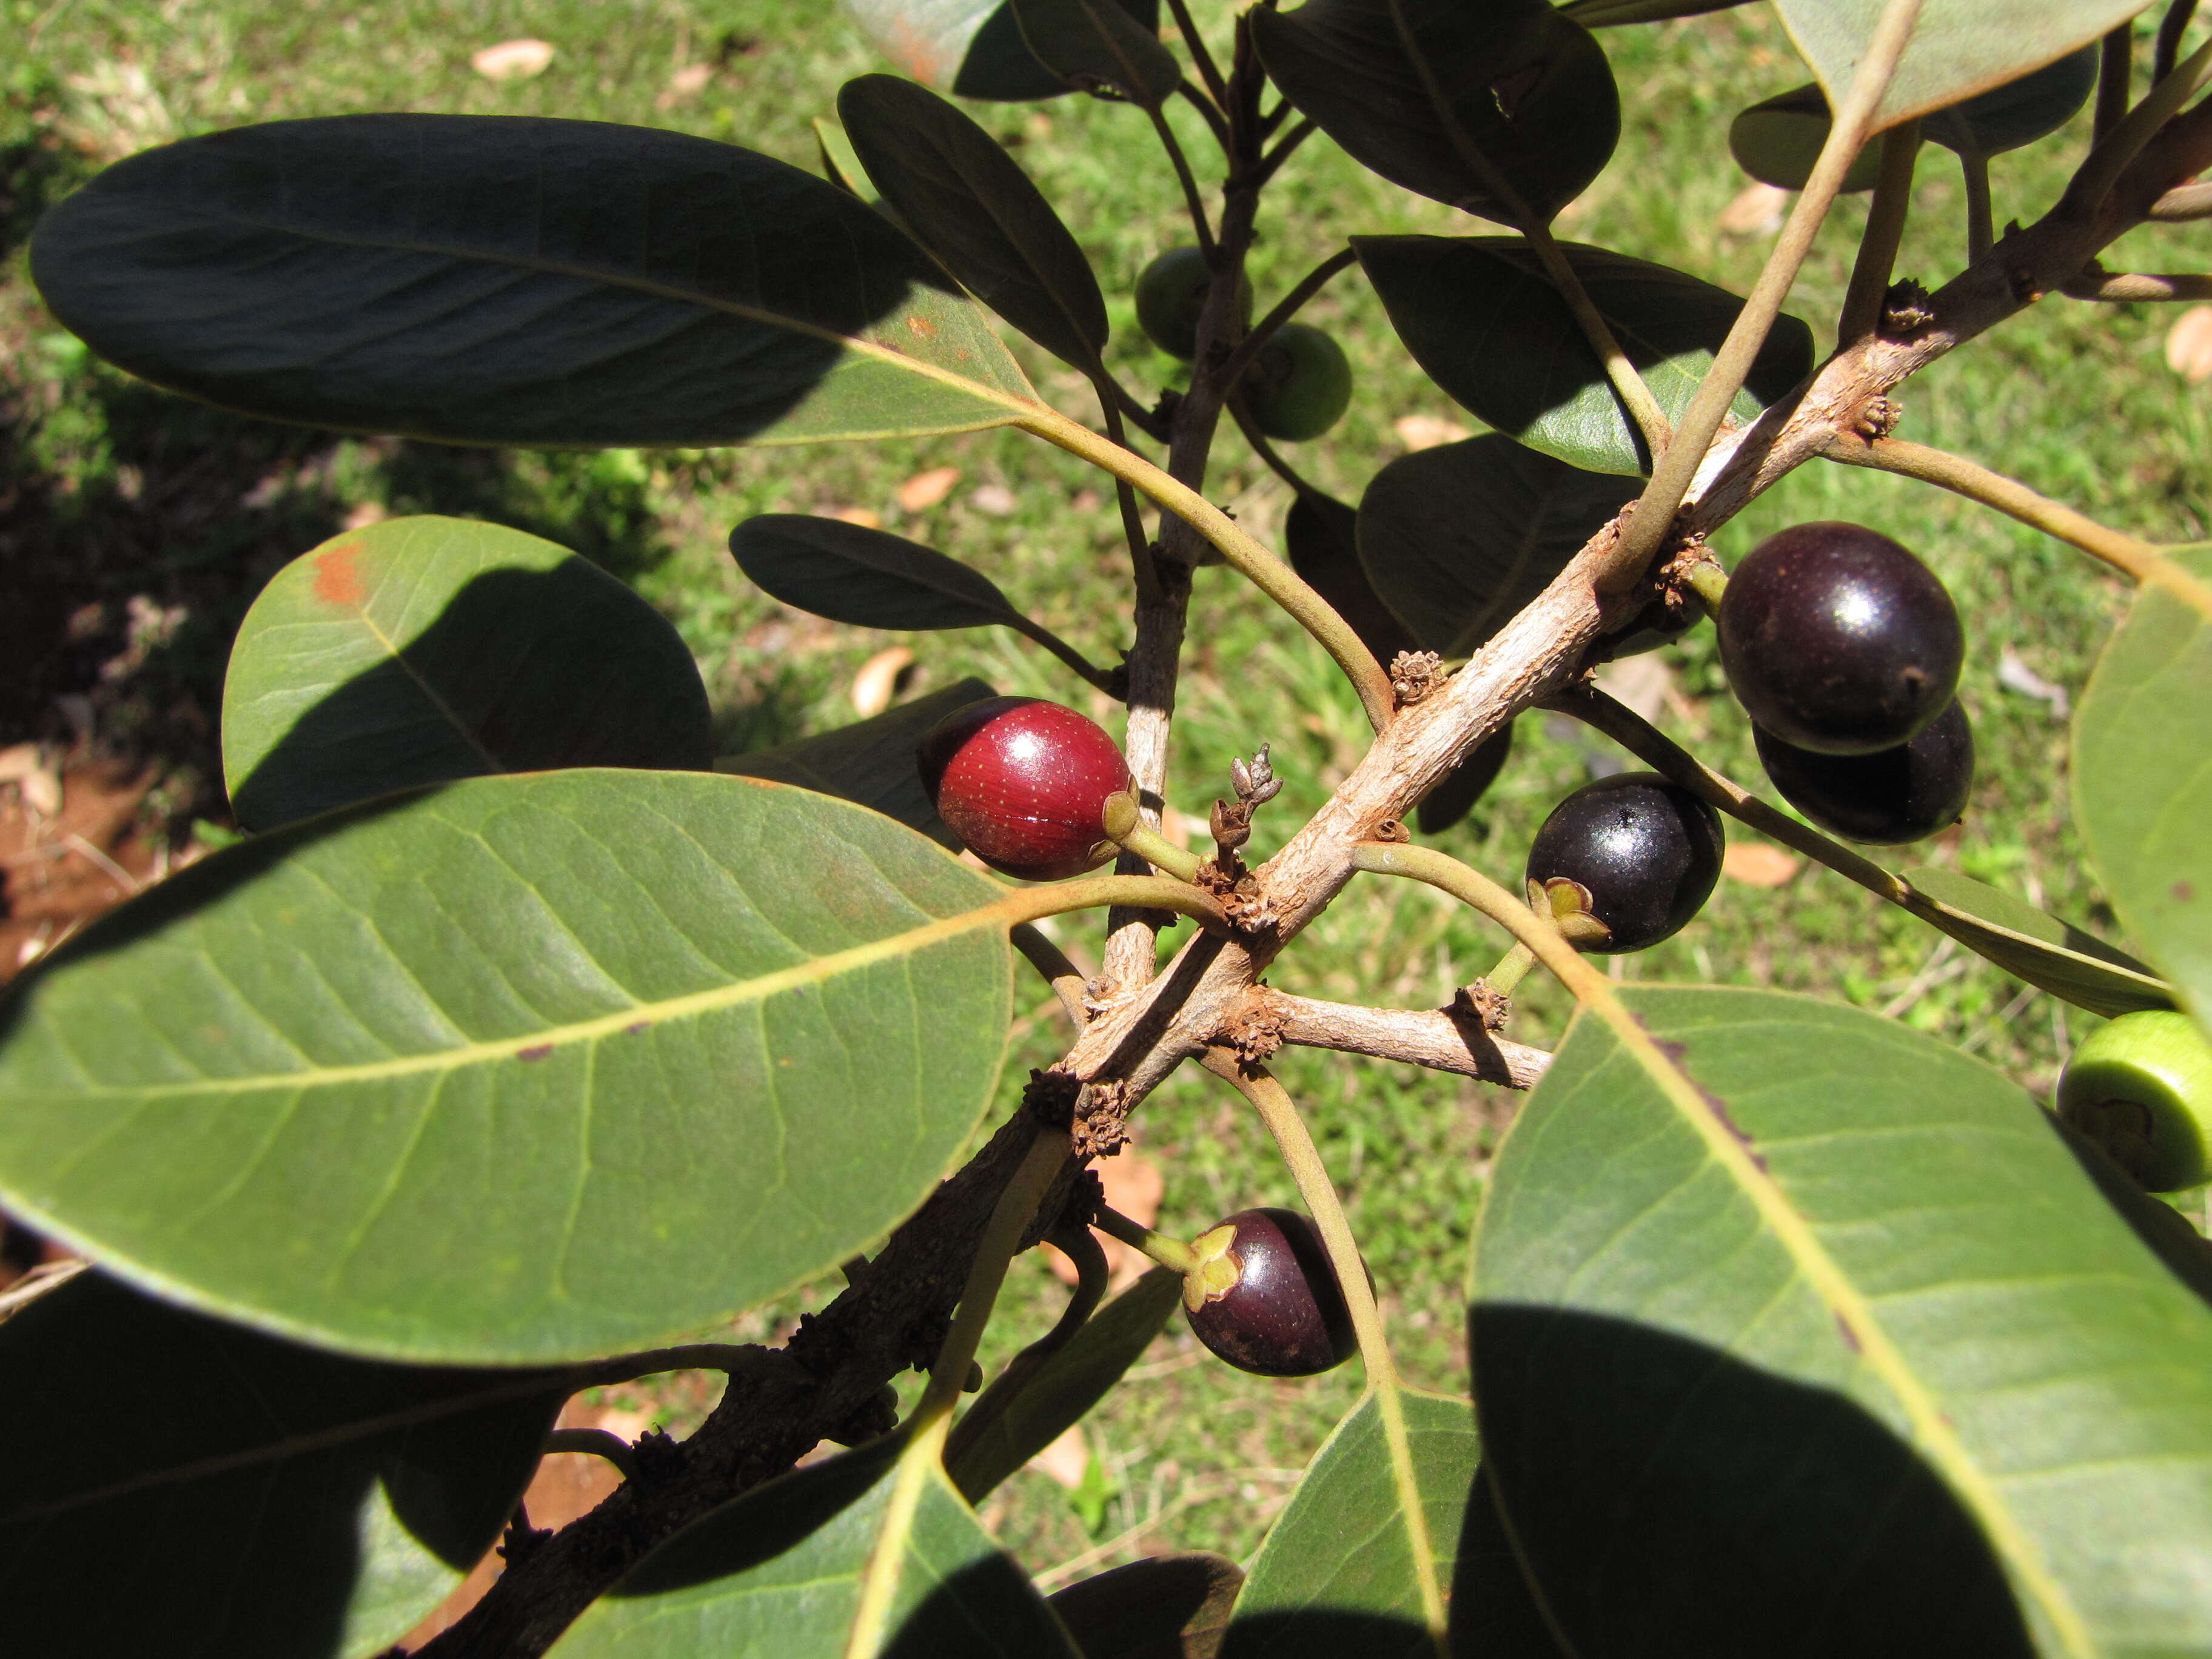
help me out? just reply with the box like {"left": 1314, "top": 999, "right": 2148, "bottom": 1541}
{"left": 6, "top": 0, "right": 2211, "bottom": 1587}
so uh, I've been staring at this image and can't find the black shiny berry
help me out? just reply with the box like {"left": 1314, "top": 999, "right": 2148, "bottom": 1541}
{"left": 1182, "top": 1208, "right": 1355, "bottom": 1378}
{"left": 1754, "top": 699, "right": 1975, "bottom": 844}
{"left": 1718, "top": 522, "right": 1963, "bottom": 754}
{"left": 1526, "top": 773, "right": 1724, "bottom": 953}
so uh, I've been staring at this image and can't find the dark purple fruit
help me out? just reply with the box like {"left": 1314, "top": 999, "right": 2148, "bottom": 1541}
{"left": 917, "top": 696, "right": 1132, "bottom": 881}
{"left": 1754, "top": 699, "right": 1974, "bottom": 844}
{"left": 1182, "top": 1207, "right": 1355, "bottom": 1378}
{"left": 1718, "top": 521, "right": 1963, "bottom": 754}
{"left": 1526, "top": 773, "right": 1724, "bottom": 953}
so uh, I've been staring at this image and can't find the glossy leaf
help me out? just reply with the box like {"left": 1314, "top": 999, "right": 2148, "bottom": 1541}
{"left": 552, "top": 1433, "right": 1078, "bottom": 1658}
{"left": 946, "top": 1264, "right": 1181, "bottom": 1501}
{"left": 1011, "top": 0, "right": 1181, "bottom": 107}
{"left": 840, "top": 75, "right": 1108, "bottom": 372}
{"left": 1923, "top": 45, "right": 2098, "bottom": 158}
{"left": 2074, "top": 546, "right": 2212, "bottom": 1030}
{"left": 1729, "top": 84, "right": 1885, "bottom": 193}
{"left": 223, "top": 517, "right": 713, "bottom": 833}
{"left": 718, "top": 678, "right": 995, "bottom": 849}
{"left": 1473, "top": 984, "right": 2212, "bottom": 1656}
{"left": 1356, "top": 236, "right": 1815, "bottom": 477}
{"left": 1356, "top": 435, "right": 1638, "bottom": 654}
{"left": 0, "top": 1272, "right": 561, "bottom": 1659}
{"left": 1049, "top": 1553, "right": 1243, "bottom": 1659}
{"left": 1895, "top": 864, "right": 2174, "bottom": 1019}
{"left": 0, "top": 771, "right": 1014, "bottom": 1362}
{"left": 842, "top": 0, "right": 1159, "bottom": 102}
{"left": 30, "top": 116, "right": 1034, "bottom": 448}
{"left": 1253, "top": 0, "right": 1617, "bottom": 226}
{"left": 1773, "top": 0, "right": 2153, "bottom": 133}
{"left": 1560, "top": 0, "right": 1754, "bottom": 22}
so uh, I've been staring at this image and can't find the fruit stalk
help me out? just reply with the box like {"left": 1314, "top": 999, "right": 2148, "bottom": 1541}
{"left": 1092, "top": 1202, "right": 1202, "bottom": 1276}
{"left": 1102, "top": 790, "right": 1205, "bottom": 882}
{"left": 1838, "top": 119, "right": 1923, "bottom": 341}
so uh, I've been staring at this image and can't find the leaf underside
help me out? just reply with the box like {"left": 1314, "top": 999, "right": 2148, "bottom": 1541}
{"left": 1897, "top": 865, "right": 2174, "bottom": 1020}
{"left": 841, "top": 0, "right": 1160, "bottom": 102}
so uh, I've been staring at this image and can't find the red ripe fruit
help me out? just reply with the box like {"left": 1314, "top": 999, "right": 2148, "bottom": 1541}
{"left": 916, "top": 695, "right": 1133, "bottom": 881}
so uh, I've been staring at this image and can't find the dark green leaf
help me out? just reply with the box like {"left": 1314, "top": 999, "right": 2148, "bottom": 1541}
{"left": 1774, "top": 0, "right": 2153, "bottom": 132}
{"left": 2073, "top": 546, "right": 2212, "bottom": 1030}
{"left": 1048, "top": 1554, "right": 1242, "bottom": 1659}
{"left": 1923, "top": 45, "right": 2099, "bottom": 157}
{"left": 0, "top": 771, "right": 1014, "bottom": 1362}
{"left": 840, "top": 75, "right": 1108, "bottom": 372}
{"left": 31, "top": 116, "right": 1033, "bottom": 447}
{"left": 1284, "top": 490, "right": 1416, "bottom": 665}
{"left": 732, "top": 513, "right": 1024, "bottom": 631}
{"left": 717, "top": 677, "right": 997, "bottom": 848}
{"left": 1253, "top": 0, "right": 1617, "bottom": 226}
{"left": 1895, "top": 865, "right": 2174, "bottom": 1019}
{"left": 1473, "top": 985, "right": 2212, "bottom": 1656}
{"left": 842, "top": 0, "right": 1159, "bottom": 102}
{"left": 0, "top": 1273, "right": 561, "bottom": 1659}
{"left": 1356, "top": 236, "right": 1816, "bottom": 477}
{"left": 1729, "top": 84, "right": 1885, "bottom": 192}
{"left": 222, "top": 517, "right": 713, "bottom": 834}
{"left": 946, "top": 1264, "right": 1181, "bottom": 1501}
{"left": 1416, "top": 725, "right": 1513, "bottom": 838}
{"left": 2054, "top": 1121, "right": 2212, "bottom": 1313}
{"left": 1449, "top": 1466, "right": 1567, "bottom": 1658}
{"left": 1356, "top": 435, "right": 1638, "bottom": 652}
{"left": 1560, "top": 0, "right": 1754, "bottom": 22}
{"left": 1223, "top": 1389, "right": 1483, "bottom": 1659}
{"left": 1011, "top": 0, "right": 1181, "bottom": 107}
{"left": 552, "top": 1433, "right": 1078, "bottom": 1658}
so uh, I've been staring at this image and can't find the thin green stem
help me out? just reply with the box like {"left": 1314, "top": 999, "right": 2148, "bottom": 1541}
{"left": 1229, "top": 397, "right": 1326, "bottom": 502}
{"left": 994, "top": 872, "right": 1227, "bottom": 933}
{"left": 2096, "top": 24, "right": 2134, "bottom": 142}
{"left": 1102, "top": 789, "right": 1206, "bottom": 881}
{"left": 1178, "top": 78, "right": 1232, "bottom": 151}
{"left": 1960, "top": 148, "right": 1993, "bottom": 265}
{"left": 1606, "top": 0, "right": 1925, "bottom": 588}
{"left": 1523, "top": 216, "right": 1674, "bottom": 462}
{"left": 2064, "top": 269, "right": 2212, "bottom": 301}
{"left": 1094, "top": 1202, "right": 1200, "bottom": 1275}
{"left": 1148, "top": 101, "right": 1216, "bottom": 261}
{"left": 1096, "top": 381, "right": 1165, "bottom": 606}
{"left": 2064, "top": 33, "right": 2212, "bottom": 216}
{"left": 1350, "top": 842, "right": 1612, "bottom": 1000}
{"left": 1007, "top": 610, "right": 1125, "bottom": 694}
{"left": 2157, "top": 0, "right": 2201, "bottom": 84}
{"left": 1840, "top": 119, "right": 1923, "bottom": 341}
{"left": 943, "top": 1224, "right": 1108, "bottom": 1489}
{"left": 1683, "top": 557, "right": 1729, "bottom": 614}
{"left": 542, "top": 1429, "right": 638, "bottom": 1480}
{"left": 1251, "top": 116, "right": 1317, "bottom": 185}
{"left": 1010, "top": 922, "right": 1088, "bottom": 1025}
{"left": 1484, "top": 942, "right": 1536, "bottom": 997}
{"left": 1164, "top": 0, "right": 1229, "bottom": 110}
{"left": 1218, "top": 246, "right": 1358, "bottom": 391}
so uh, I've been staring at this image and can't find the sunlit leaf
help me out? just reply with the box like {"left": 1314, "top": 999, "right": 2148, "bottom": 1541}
{"left": 842, "top": 0, "right": 1159, "bottom": 102}
{"left": 0, "top": 771, "right": 1014, "bottom": 1362}
{"left": 223, "top": 517, "right": 712, "bottom": 833}
{"left": 31, "top": 116, "right": 1036, "bottom": 447}
{"left": 1895, "top": 865, "right": 2174, "bottom": 1019}
{"left": 0, "top": 1273, "right": 561, "bottom": 1658}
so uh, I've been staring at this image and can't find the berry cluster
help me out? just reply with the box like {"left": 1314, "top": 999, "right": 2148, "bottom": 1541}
{"left": 1137, "top": 246, "right": 1353, "bottom": 442}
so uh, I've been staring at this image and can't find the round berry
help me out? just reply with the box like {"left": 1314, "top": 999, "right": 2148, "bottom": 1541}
{"left": 1182, "top": 1207, "right": 1355, "bottom": 1378}
{"left": 1718, "top": 521, "right": 1963, "bottom": 754}
{"left": 1754, "top": 699, "right": 1975, "bottom": 845}
{"left": 1135, "top": 246, "right": 1253, "bottom": 360}
{"left": 1240, "top": 323, "right": 1352, "bottom": 442}
{"left": 916, "top": 696, "right": 1131, "bottom": 882}
{"left": 2057, "top": 1011, "right": 2212, "bottom": 1191}
{"left": 1526, "top": 773, "right": 1723, "bottom": 953}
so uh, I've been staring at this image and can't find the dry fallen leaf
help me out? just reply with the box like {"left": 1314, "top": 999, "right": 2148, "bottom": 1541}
{"left": 342, "top": 501, "right": 387, "bottom": 531}
{"left": 471, "top": 38, "right": 555, "bottom": 80}
{"left": 0, "top": 744, "right": 61, "bottom": 818}
{"left": 1723, "top": 842, "right": 1801, "bottom": 887}
{"left": 851, "top": 645, "right": 915, "bottom": 717}
{"left": 1997, "top": 646, "right": 2070, "bottom": 720}
{"left": 658, "top": 62, "right": 712, "bottom": 107}
{"left": 970, "top": 483, "right": 1019, "bottom": 516}
{"left": 2166, "top": 306, "right": 2212, "bottom": 384}
{"left": 1393, "top": 414, "right": 1472, "bottom": 452}
{"left": 1593, "top": 654, "right": 1673, "bottom": 725}
{"left": 825, "top": 505, "right": 882, "bottom": 529}
{"left": 896, "top": 466, "right": 962, "bottom": 512}
{"left": 1717, "top": 181, "right": 1789, "bottom": 238}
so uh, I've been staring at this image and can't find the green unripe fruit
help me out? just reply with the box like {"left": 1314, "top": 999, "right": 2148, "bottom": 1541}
{"left": 1240, "top": 323, "right": 1352, "bottom": 442}
{"left": 1134, "top": 246, "right": 1252, "bottom": 360}
{"left": 2057, "top": 1011, "right": 2212, "bottom": 1191}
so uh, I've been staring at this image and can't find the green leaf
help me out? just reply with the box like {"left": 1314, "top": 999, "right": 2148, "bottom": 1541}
{"left": 945, "top": 1264, "right": 1181, "bottom": 1502}
{"left": 1284, "top": 490, "right": 1417, "bottom": 665}
{"left": 813, "top": 116, "right": 874, "bottom": 198}
{"left": 717, "top": 677, "right": 997, "bottom": 849}
{"left": 1472, "top": 984, "right": 2212, "bottom": 1656}
{"left": 732, "top": 513, "right": 1027, "bottom": 631}
{"left": 1894, "top": 865, "right": 2175, "bottom": 1019}
{"left": 1252, "top": 0, "right": 1617, "bottom": 226}
{"left": 1560, "top": 0, "right": 1754, "bottom": 22}
{"left": 0, "top": 771, "right": 1014, "bottom": 1362}
{"left": 551, "top": 1432, "right": 1079, "bottom": 1658}
{"left": 1773, "top": 0, "right": 2153, "bottom": 133}
{"left": 222, "top": 516, "right": 713, "bottom": 834}
{"left": 1355, "top": 236, "right": 1815, "bottom": 477}
{"left": 1922, "top": 45, "right": 2099, "bottom": 157}
{"left": 2074, "top": 546, "right": 2212, "bottom": 1030}
{"left": 1223, "top": 1389, "right": 1486, "bottom": 1659}
{"left": 1355, "top": 435, "right": 1638, "bottom": 654}
{"left": 1416, "top": 725, "right": 1513, "bottom": 839}
{"left": 842, "top": 0, "right": 1159, "bottom": 102}
{"left": 0, "top": 1272, "right": 561, "bottom": 1659}
{"left": 1048, "top": 1554, "right": 1243, "bottom": 1659}
{"left": 1729, "top": 84, "right": 1886, "bottom": 193}
{"left": 30, "top": 115, "right": 1036, "bottom": 448}
{"left": 840, "top": 75, "right": 1108, "bottom": 373}
{"left": 1011, "top": 0, "right": 1181, "bottom": 108}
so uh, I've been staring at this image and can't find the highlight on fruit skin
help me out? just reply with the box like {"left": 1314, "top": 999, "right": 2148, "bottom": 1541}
{"left": 1181, "top": 1207, "right": 1355, "bottom": 1378}
{"left": 1718, "top": 521, "right": 1963, "bottom": 755}
{"left": 915, "top": 695, "right": 1133, "bottom": 882}
{"left": 1525, "top": 772, "right": 1724, "bottom": 954}
{"left": 1134, "top": 244, "right": 1253, "bottom": 360}
{"left": 2057, "top": 1010, "right": 2212, "bottom": 1192}
{"left": 1754, "top": 698, "right": 1976, "bottom": 845}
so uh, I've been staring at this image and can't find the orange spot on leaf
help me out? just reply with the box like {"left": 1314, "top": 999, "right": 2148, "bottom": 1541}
{"left": 905, "top": 313, "right": 939, "bottom": 339}
{"left": 313, "top": 543, "right": 368, "bottom": 609}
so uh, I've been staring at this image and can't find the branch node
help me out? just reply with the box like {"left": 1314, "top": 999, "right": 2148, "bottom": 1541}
{"left": 1450, "top": 980, "right": 1513, "bottom": 1033}
{"left": 1851, "top": 395, "right": 1904, "bottom": 441}
{"left": 1070, "top": 1079, "right": 1134, "bottom": 1160}
{"left": 1371, "top": 818, "right": 1412, "bottom": 844}
{"left": 1022, "top": 1067, "right": 1084, "bottom": 1133}
{"left": 1880, "top": 278, "right": 1936, "bottom": 337}
{"left": 1218, "top": 990, "right": 1289, "bottom": 1064}
{"left": 1389, "top": 650, "right": 1447, "bottom": 706}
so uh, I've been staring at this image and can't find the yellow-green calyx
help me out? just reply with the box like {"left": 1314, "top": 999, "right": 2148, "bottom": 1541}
{"left": 1181, "top": 1222, "right": 1242, "bottom": 1312}
{"left": 1533, "top": 876, "right": 1614, "bottom": 947}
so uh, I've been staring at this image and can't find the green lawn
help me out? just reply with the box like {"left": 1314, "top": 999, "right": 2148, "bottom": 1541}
{"left": 5, "top": 0, "right": 2208, "bottom": 1581}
